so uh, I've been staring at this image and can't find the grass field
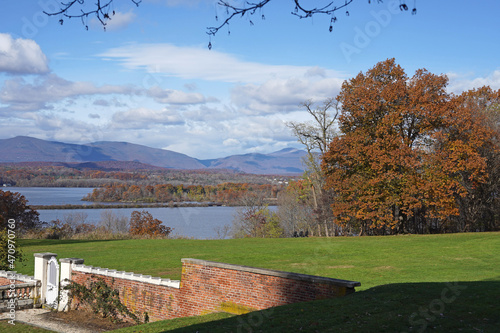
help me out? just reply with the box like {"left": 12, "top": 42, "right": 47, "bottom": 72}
{"left": 14, "top": 232, "right": 500, "bottom": 332}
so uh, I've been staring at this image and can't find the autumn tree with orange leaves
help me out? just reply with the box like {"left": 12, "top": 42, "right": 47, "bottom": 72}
{"left": 129, "top": 210, "right": 172, "bottom": 238}
{"left": 449, "top": 87, "right": 500, "bottom": 232}
{"left": 0, "top": 190, "right": 40, "bottom": 231}
{"left": 323, "top": 59, "right": 499, "bottom": 235}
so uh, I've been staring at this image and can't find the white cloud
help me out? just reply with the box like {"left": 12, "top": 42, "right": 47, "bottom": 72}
{"left": 0, "top": 34, "right": 49, "bottom": 75}
{"left": 447, "top": 70, "right": 500, "bottom": 94}
{"left": 183, "top": 105, "right": 237, "bottom": 122}
{"left": 223, "top": 138, "right": 240, "bottom": 146}
{"left": 93, "top": 99, "right": 111, "bottom": 107}
{"left": 184, "top": 82, "right": 198, "bottom": 91}
{"left": 231, "top": 76, "right": 344, "bottom": 114}
{"left": 17, "top": 112, "right": 102, "bottom": 143}
{"left": 147, "top": 86, "right": 211, "bottom": 104}
{"left": 92, "top": 97, "right": 130, "bottom": 108}
{"left": 305, "top": 66, "right": 328, "bottom": 78}
{"left": 99, "top": 43, "right": 345, "bottom": 83}
{"left": 112, "top": 107, "right": 185, "bottom": 129}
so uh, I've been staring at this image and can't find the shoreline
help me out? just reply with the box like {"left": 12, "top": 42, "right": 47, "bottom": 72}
{"left": 31, "top": 202, "right": 224, "bottom": 210}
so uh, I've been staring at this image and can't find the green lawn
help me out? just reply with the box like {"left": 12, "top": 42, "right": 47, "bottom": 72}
{"left": 17, "top": 232, "right": 499, "bottom": 290}
{"left": 14, "top": 232, "right": 500, "bottom": 332}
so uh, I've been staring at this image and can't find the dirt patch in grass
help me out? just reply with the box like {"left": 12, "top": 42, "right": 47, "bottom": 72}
{"left": 373, "top": 266, "right": 395, "bottom": 270}
{"left": 42, "top": 309, "right": 136, "bottom": 332}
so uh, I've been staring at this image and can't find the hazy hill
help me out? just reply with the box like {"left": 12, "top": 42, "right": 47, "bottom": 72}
{"left": 203, "top": 148, "right": 306, "bottom": 174}
{"left": 0, "top": 136, "right": 306, "bottom": 175}
{"left": 88, "top": 141, "right": 206, "bottom": 169}
{"left": 0, "top": 161, "right": 167, "bottom": 171}
{"left": 0, "top": 136, "right": 110, "bottom": 163}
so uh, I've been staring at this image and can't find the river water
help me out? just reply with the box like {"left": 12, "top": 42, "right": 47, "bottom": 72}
{"left": 5, "top": 187, "right": 239, "bottom": 239}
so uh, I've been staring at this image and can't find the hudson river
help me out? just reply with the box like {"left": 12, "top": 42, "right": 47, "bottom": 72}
{"left": 7, "top": 187, "right": 243, "bottom": 239}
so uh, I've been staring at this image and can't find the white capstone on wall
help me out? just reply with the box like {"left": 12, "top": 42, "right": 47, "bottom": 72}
{"left": 72, "top": 264, "right": 181, "bottom": 288}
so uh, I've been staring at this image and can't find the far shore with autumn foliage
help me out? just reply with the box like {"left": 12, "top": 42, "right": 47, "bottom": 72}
{"left": 81, "top": 182, "right": 281, "bottom": 206}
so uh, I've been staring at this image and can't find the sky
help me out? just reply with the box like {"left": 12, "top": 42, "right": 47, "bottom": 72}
{"left": 0, "top": 0, "right": 499, "bottom": 160}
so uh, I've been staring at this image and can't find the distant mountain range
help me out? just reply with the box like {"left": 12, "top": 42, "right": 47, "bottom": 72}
{"left": 0, "top": 136, "right": 307, "bottom": 175}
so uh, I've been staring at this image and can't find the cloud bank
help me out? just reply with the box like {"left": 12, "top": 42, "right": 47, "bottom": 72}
{"left": 99, "top": 43, "right": 346, "bottom": 83}
{"left": 0, "top": 74, "right": 137, "bottom": 111}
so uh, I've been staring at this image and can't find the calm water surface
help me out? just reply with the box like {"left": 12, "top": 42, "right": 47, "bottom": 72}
{"left": 6, "top": 187, "right": 238, "bottom": 239}
{"left": 7, "top": 187, "right": 95, "bottom": 205}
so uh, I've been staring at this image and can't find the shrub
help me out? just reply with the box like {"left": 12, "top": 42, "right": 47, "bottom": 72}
{"left": 129, "top": 210, "right": 172, "bottom": 238}
{"left": 63, "top": 275, "right": 141, "bottom": 324}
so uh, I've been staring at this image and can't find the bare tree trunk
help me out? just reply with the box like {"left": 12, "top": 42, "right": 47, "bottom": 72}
{"left": 310, "top": 183, "right": 318, "bottom": 209}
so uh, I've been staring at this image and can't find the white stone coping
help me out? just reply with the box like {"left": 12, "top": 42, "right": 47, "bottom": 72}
{"left": 72, "top": 264, "right": 180, "bottom": 289}
{"left": 0, "top": 271, "right": 40, "bottom": 285}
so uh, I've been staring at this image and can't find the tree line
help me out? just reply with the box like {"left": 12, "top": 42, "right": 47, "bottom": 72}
{"left": 0, "top": 163, "right": 288, "bottom": 188}
{"left": 82, "top": 182, "right": 281, "bottom": 205}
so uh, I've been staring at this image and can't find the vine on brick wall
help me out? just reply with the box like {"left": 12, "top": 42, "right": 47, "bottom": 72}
{"left": 63, "top": 275, "right": 142, "bottom": 324}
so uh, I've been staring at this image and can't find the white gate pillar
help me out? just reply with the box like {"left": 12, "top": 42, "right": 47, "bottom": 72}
{"left": 34, "top": 252, "right": 57, "bottom": 306}
{"left": 58, "top": 258, "right": 84, "bottom": 311}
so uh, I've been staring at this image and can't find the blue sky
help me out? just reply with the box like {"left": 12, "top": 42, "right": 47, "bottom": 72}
{"left": 0, "top": 0, "right": 499, "bottom": 159}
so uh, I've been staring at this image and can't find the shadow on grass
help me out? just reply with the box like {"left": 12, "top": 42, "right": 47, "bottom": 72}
{"left": 115, "top": 281, "right": 499, "bottom": 333}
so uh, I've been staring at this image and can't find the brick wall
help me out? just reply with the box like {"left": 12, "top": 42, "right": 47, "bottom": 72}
{"left": 178, "top": 259, "right": 359, "bottom": 317}
{"left": 69, "top": 258, "right": 360, "bottom": 322}
{"left": 70, "top": 266, "right": 182, "bottom": 322}
{"left": 71, "top": 271, "right": 182, "bottom": 321}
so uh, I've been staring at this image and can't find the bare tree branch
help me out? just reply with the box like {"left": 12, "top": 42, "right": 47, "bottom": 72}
{"left": 288, "top": 97, "right": 340, "bottom": 156}
{"left": 207, "top": 0, "right": 272, "bottom": 36}
{"left": 44, "top": 0, "right": 142, "bottom": 30}
{"left": 42, "top": 0, "right": 415, "bottom": 39}
{"left": 291, "top": 0, "right": 354, "bottom": 19}
{"left": 207, "top": 0, "right": 414, "bottom": 37}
